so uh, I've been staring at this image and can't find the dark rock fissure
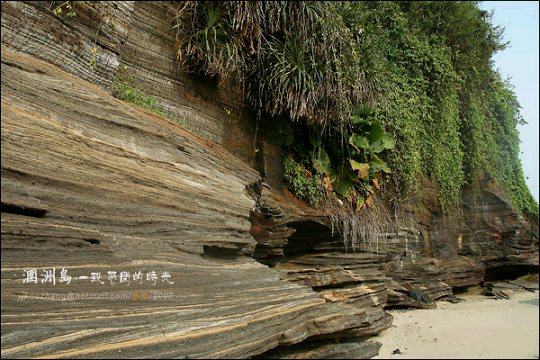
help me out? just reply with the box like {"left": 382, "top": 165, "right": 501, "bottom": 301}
{"left": 202, "top": 245, "right": 243, "bottom": 260}
{"left": 452, "top": 284, "right": 480, "bottom": 295}
{"left": 0, "top": 202, "right": 47, "bottom": 218}
{"left": 254, "top": 337, "right": 382, "bottom": 360}
{"left": 283, "top": 221, "right": 338, "bottom": 258}
{"left": 483, "top": 265, "right": 539, "bottom": 282}
{"left": 82, "top": 238, "right": 101, "bottom": 245}
{"left": 250, "top": 217, "right": 394, "bottom": 357}
{"left": 312, "top": 281, "right": 367, "bottom": 291}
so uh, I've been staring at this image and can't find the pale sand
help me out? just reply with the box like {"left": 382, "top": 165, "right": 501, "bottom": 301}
{"left": 373, "top": 290, "right": 539, "bottom": 359}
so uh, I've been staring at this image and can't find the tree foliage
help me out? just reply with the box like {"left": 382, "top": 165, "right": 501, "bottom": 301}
{"left": 175, "top": 1, "right": 379, "bottom": 124}
{"left": 174, "top": 1, "right": 538, "bottom": 221}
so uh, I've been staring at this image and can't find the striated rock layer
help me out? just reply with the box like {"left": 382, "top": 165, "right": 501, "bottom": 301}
{"left": 1, "top": 48, "right": 386, "bottom": 358}
{"left": 1, "top": 1, "right": 538, "bottom": 359}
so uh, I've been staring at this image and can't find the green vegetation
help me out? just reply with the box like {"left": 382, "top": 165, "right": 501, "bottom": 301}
{"left": 112, "top": 67, "right": 185, "bottom": 126}
{"left": 283, "top": 156, "right": 325, "bottom": 206}
{"left": 281, "top": 104, "right": 394, "bottom": 211}
{"left": 88, "top": 46, "right": 99, "bottom": 70}
{"left": 174, "top": 1, "right": 379, "bottom": 124}
{"left": 50, "top": 1, "right": 83, "bottom": 18}
{"left": 175, "top": 1, "right": 391, "bottom": 211}
{"left": 175, "top": 1, "right": 537, "bottom": 221}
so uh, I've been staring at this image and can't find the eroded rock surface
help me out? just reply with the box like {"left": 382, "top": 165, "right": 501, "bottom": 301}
{"left": 460, "top": 178, "right": 539, "bottom": 267}
{"left": 0, "top": 49, "right": 388, "bottom": 359}
{"left": 1, "top": 1, "right": 538, "bottom": 359}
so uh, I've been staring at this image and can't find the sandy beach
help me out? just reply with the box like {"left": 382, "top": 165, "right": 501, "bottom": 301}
{"left": 373, "top": 290, "right": 540, "bottom": 359}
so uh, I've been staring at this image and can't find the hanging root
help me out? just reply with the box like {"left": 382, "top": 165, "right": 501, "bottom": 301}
{"left": 326, "top": 192, "right": 395, "bottom": 254}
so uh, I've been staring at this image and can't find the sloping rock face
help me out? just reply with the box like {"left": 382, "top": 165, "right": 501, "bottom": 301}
{"left": 1, "top": 1, "right": 270, "bottom": 175}
{"left": 1, "top": 1, "right": 538, "bottom": 359}
{"left": 1, "top": 48, "right": 386, "bottom": 358}
{"left": 460, "top": 177, "right": 539, "bottom": 268}
{"left": 1, "top": 0, "right": 286, "bottom": 187}
{"left": 1, "top": 3, "right": 385, "bottom": 358}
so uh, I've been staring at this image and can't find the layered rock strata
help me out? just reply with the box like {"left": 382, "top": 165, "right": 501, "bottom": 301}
{"left": 1, "top": 1, "right": 538, "bottom": 359}
{"left": 1, "top": 47, "right": 387, "bottom": 358}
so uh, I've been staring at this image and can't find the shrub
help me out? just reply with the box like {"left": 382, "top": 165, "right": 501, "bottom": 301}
{"left": 111, "top": 67, "right": 185, "bottom": 126}
{"left": 283, "top": 156, "right": 325, "bottom": 207}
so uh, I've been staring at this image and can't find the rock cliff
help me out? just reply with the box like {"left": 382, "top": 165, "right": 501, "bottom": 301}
{"left": 1, "top": 47, "right": 388, "bottom": 358}
{"left": 1, "top": 1, "right": 538, "bottom": 359}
